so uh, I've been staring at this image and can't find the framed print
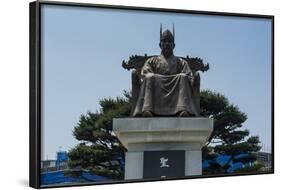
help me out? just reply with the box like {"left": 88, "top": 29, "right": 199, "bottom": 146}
{"left": 29, "top": 0, "right": 274, "bottom": 188}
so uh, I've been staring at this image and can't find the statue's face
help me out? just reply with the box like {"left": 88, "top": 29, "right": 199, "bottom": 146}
{"left": 159, "top": 38, "right": 175, "bottom": 57}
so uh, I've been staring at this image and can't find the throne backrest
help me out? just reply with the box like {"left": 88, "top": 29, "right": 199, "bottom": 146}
{"left": 122, "top": 54, "right": 209, "bottom": 75}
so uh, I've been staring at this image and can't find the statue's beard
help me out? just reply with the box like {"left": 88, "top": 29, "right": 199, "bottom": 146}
{"left": 162, "top": 48, "right": 173, "bottom": 57}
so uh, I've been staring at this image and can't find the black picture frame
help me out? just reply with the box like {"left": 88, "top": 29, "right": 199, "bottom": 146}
{"left": 29, "top": 1, "right": 274, "bottom": 189}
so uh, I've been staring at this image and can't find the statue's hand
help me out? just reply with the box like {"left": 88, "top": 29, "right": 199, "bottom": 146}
{"left": 144, "top": 73, "right": 154, "bottom": 78}
{"left": 179, "top": 73, "right": 194, "bottom": 85}
{"left": 144, "top": 73, "right": 167, "bottom": 78}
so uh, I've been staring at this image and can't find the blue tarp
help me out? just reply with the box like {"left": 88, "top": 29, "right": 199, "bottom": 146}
{"left": 57, "top": 151, "right": 68, "bottom": 162}
{"left": 41, "top": 171, "right": 107, "bottom": 185}
{"left": 202, "top": 153, "right": 254, "bottom": 172}
{"left": 41, "top": 153, "right": 254, "bottom": 185}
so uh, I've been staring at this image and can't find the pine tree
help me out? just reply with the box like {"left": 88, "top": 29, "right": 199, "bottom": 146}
{"left": 67, "top": 90, "right": 262, "bottom": 179}
{"left": 66, "top": 91, "right": 131, "bottom": 180}
{"left": 200, "top": 90, "right": 262, "bottom": 174}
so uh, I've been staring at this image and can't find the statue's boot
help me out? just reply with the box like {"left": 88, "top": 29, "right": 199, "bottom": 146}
{"left": 142, "top": 111, "right": 153, "bottom": 117}
{"left": 178, "top": 111, "right": 190, "bottom": 117}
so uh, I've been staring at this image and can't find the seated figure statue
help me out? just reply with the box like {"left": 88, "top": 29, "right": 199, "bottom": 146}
{"left": 122, "top": 25, "right": 209, "bottom": 117}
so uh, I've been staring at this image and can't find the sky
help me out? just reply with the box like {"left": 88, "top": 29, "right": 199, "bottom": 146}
{"left": 41, "top": 4, "right": 272, "bottom": 160}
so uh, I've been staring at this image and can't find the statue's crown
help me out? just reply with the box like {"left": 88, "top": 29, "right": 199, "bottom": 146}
{"left": 160, "top": 24, "right": 175, "bottom": 42}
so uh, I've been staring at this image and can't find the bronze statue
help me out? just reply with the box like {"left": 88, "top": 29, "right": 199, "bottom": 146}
{"left": 122, "top": 25, "right": 209, "bottom": 117}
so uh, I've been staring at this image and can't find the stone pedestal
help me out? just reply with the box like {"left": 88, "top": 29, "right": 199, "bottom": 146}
{"left": 113, "top": 117, "right": 213, "bottom": 180}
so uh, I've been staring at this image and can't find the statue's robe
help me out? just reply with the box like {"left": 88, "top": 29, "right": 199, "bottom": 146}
{"left": 133, "top": 54, "right": 199, "bottom": 116}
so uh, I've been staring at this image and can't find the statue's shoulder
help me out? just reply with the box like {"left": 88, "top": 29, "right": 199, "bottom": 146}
{"left": 175, "top": 56, "right": 188, "bottom": 66}
{"left": 143, "top": 56, "right": 161, "bottom": 68}
{"left": 146, "top": 55, "right": 159, "bottom": 63}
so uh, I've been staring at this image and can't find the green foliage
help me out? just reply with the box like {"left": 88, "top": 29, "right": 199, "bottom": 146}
{"left": 232, "top": 160, "right": 263, "bottom": 173}
{"left": 67, "top": 89, "right": 262, "bottom": 179}
{"left": 201, "top": 90, "right": 262, "bottom": 175}
{"left": 66, "top": 92, "right": 131, "bottom": 180}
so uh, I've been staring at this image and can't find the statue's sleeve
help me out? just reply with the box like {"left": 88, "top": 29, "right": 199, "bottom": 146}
{"left": 141, "top": 58, "right": 154, "bottom": 76}
{"left": 179, "top": 58, "right": 193, "bottom": 76}
{"left": 178, "top": 58, "right": 194, "bottom": 85}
